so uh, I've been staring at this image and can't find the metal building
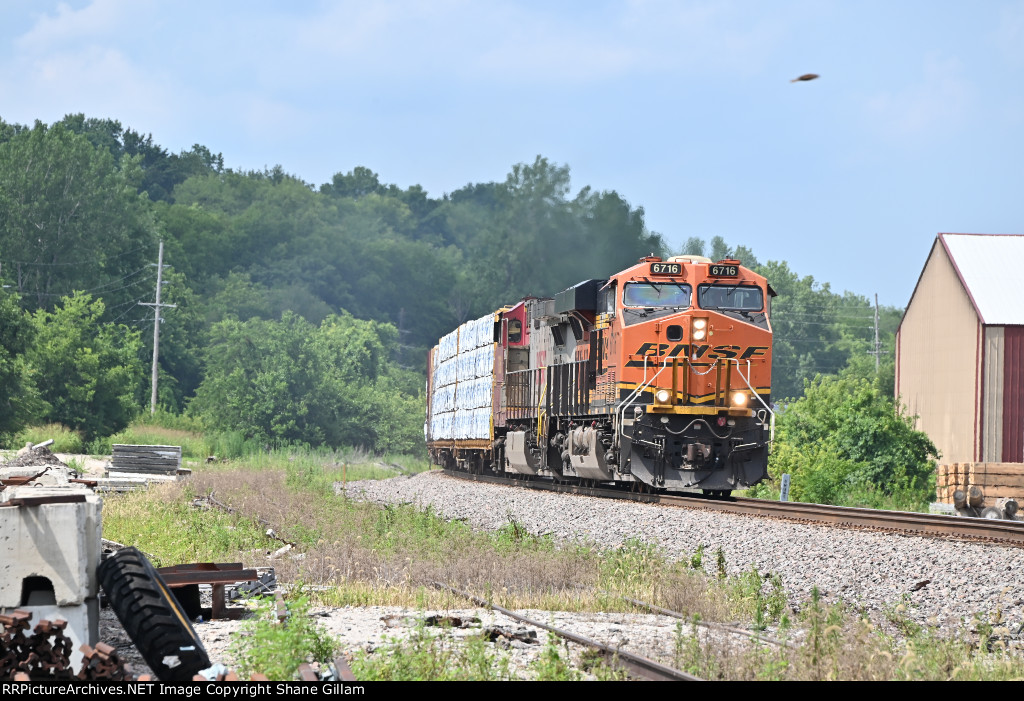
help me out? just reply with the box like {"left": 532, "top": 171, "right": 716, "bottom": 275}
{"left": 896, "top": 233, "right": 1024, "bottom": 464}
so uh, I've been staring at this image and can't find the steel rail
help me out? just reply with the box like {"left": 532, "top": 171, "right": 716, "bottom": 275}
{"left": 441, "top": 469, "right": 1024, "bottom": 548}
{"left": 431, "top": 582, "right": 703, "bottom": 681}
{"left": 615, "top": 593, "right": 795, "bottom": 650}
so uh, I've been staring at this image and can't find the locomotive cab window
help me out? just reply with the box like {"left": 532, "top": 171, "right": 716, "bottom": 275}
{"left": 507, "top": 318, "right": 523, "bottom": 344}
{"left": 697, "top": 284, "right": 763, "bottom": 311}
{"left": 623, "top": 282, "right": 691, "bottom": 308}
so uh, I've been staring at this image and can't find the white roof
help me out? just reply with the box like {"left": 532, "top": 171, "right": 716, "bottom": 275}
{"left": 941, "top": 233, "right": 1024, "bottom": 325}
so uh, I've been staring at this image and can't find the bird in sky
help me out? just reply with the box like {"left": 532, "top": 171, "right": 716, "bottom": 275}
{"left": 791, "top": 73, "right": 819, "bottom": 83}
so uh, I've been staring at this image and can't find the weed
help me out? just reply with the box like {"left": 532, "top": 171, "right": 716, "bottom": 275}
{"left": 600, "top": 538, "right": 665, "bottom": 595}
{"left": 766, "top": 573, "right": 788, "bottom": 621}
{"left": 531, "top": 633, "right": 580, "bottom": 681}
{"left": 690, "top": 544, "right": 705, "bottom": 570}
{"left": 800, "top": 586, "right": 845, "bottom": 680}
{"left": 578, "top": 648, "right": 628, "bottom": 681}
{"left": 673, "top": 619, "right": 688, "bottom": 668}
{"left": 352, "top": 625, "right": 513, "bottom": 681}
{"left": 715, "top": 546, "right": 727, "bottom": 579}
{"left": 229, "top": 588, "right": 338, "bottom": 681}
{"left": 883, "top": 596, "right": 923, "bottom": 638}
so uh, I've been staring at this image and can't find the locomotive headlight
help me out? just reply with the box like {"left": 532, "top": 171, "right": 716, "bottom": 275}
{"left": 731, "top": 392, "right": 748, "bottom": 407}
{"left": 655, "top": 389, "right": 672, "bottom": 404}
{"left": 692, "top": 318, "right": 708, "bottom": 341}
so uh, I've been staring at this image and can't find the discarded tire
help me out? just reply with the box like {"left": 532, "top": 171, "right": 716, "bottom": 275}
{"left": 98, "top": 547, "right": 210, "bottom": 681}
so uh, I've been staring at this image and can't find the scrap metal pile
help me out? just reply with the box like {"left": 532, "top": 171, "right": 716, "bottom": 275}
{"left": 0, "top": 610, "right": 136, "bottom": 681}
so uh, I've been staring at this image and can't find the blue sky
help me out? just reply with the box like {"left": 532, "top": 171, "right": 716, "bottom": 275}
{"left": 2, "top": 0, "right": 1022, "bottom": 307}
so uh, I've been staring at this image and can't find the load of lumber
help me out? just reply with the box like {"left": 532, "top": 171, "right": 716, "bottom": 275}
{"left": 937, "top": 462, "right": 1023, "bottom": 519}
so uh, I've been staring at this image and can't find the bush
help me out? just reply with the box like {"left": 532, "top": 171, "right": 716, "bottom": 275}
{"left": 753, "top": 375, "right": 937, "bottom": 509}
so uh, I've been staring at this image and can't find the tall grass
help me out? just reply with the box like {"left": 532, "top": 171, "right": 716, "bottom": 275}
{"left": 8, "top": 424, "right": 86, "bottom": 453}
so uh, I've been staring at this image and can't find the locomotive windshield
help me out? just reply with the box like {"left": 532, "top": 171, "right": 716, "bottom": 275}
{"left": 697, "top": 284, "right": 763, "bottom": 311}
{"left": 623, "top": 282, "right": 691, "bottom": 308}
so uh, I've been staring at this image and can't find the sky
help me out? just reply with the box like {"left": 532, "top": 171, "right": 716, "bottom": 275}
{"left": 1, "top": 0, "right": 1022, "bottom": 308}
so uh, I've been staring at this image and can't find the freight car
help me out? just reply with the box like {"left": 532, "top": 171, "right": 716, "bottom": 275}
{"left": 425, "top": 255, "right": 774, "bottom": 494}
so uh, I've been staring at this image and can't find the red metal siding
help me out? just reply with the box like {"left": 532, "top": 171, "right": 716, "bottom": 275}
{"left": 1002, "top": 327, "right": 1024, "bottom": 462}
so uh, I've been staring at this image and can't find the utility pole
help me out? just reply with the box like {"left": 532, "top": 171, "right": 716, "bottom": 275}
{"left": 139, "top": 241, "right": 176, "bottom": 413}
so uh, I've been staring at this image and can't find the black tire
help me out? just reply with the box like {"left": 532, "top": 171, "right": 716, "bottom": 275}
{"left": 97, "top": 547, "right": 211, "bottom": 681}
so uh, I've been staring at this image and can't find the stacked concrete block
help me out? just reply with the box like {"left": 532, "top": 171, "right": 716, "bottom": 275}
{"left": 0, "top": 482, "right": 102, "bottom": 670}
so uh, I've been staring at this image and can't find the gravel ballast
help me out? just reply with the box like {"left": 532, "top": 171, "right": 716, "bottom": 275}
{"left": 341, "top": 470, "right": 1024, "bottom": 632}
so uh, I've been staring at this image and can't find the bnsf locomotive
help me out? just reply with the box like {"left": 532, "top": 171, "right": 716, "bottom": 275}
{"left": 426, "top": 255, "right": 774, "bottom": 494}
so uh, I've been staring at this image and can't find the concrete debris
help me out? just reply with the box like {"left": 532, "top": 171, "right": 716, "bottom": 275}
{"left": 3, "top": 445, "right": 69, "bottom": 469}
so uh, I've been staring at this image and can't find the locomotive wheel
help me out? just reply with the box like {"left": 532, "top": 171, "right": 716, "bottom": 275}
{"left": 97, "top": 547, "right": 211, "bottom": 681}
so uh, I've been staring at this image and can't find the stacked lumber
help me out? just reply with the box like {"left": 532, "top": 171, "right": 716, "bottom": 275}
{"left": 965, "top": 463, "right": 1024, "bottom": 500}
{"left": 936, "top": 463, "right": 969, "bottom": 504}
{"left": 108, "top": 444, "right": 185, "bottom": 481}
{"left": 936, "top": 462, "right": 1024, "bottom": 503}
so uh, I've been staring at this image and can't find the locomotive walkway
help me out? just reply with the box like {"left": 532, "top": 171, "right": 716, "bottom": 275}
{"left": 442, "top": 469, "right": 1024, "bottom": 548}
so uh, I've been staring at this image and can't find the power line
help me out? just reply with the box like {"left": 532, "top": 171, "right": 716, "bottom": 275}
{"left": 8, "top": 268, "right": 154, "bottom": 298}
{"left": 0, "top": 244, "right": 152, "bottom": 267}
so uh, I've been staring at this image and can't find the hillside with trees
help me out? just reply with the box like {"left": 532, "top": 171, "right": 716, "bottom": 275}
{"left": 0, "top": 114, "right": 933, "bottom": 507}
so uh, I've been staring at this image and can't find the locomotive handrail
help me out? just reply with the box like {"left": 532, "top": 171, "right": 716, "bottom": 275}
{"left": 615, "top": 355, "right": 668, "bottom": 434}
{"left": 729, "top": 358, "right": 775, "bottom": 444}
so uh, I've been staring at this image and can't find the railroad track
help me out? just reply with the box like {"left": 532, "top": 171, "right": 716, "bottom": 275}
{"left": 432, "top": 582, "right": 703, "bottom": 681}
{"left": 441, "top": 469, "right": 1024, "bottom": 548}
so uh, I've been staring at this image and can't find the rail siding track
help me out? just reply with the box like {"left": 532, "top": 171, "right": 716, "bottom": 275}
{"left": 432, "top": 582, "right": 703, "bottom": 681}
{"left": 442, "top": 469, "right": 1024, "bottom": 548}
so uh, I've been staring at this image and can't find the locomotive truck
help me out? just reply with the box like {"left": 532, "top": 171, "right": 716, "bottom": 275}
{"left": 425, "top": 255, "right": 774, "bottom": 494}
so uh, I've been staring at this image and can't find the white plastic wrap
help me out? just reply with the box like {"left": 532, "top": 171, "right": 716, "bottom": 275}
{"left": 432, "top": 384, "right": 455, "bottom": 413}
{"left": 435, "top": 358, "right": 457, "bottom": 388}
{"left": 476, "top": 345, "right": 493, "bottom": 378}
{"left": 428, "top": 315, "right": 496, "bottom": 441}
{"left": 439, "top": 329, "right": 459, "bottom": 362}
{"left": 430, "top": 412, "right": 454, "bottom": 440}
{"left": 454, "top": 377, "right": 493, "bottom": 410}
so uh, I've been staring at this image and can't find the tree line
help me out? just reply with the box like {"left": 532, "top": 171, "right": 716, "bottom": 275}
{"left": 0, "top": 114, "right": 936, "bottom": 506}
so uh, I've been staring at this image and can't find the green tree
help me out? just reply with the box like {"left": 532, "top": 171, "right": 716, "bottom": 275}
{"left": 0, "top": 121, "right": 157, "bottom": 313}
{"left": 709, "top": 235, "right": 732, "bottom": 261}
{"left": 0, "top": 291, "right": 44, "bottom": 438}
{"left": 679, "top": 236, "right": 706, "bottom": 257}
{"left": 190, "top": 311, "right": 423, "bottom": 453}
{"left": 60, "top": 113, "right": 223, "bottom": 202}
{"left": 759, "top": 375, "right": 937, "bottom": 509}
{"left": 25, "top": 293, "right": 144, "bottom": 440}
{"left": 190, "top": 312, "right": 326, "bottom": 445}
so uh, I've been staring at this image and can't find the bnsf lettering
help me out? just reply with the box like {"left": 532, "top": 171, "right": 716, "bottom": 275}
{"left": 708, "top": 345, "right": 739, "bottom": 359}
{"left": 626, "top": 344, "right": 769, "bottom": 366}
{"left": 633, "top": 342, "right": 669, "bottom": 357}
